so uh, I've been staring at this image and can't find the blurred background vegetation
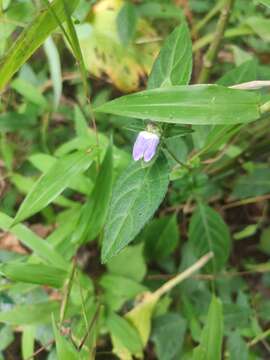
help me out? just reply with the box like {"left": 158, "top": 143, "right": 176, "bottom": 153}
{"left": 0, "top": 0, "right": 270, "bottom": 359}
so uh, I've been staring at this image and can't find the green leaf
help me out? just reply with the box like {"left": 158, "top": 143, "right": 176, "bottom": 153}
{"left": 52, "top": 315, "right": 78, "bottom": 360}
{"left": 138, "top": 2, "right": 183, "bottom": 20}
{"left": 107, "top": 312, "right": 143, "bottom": 356}
{"left": 101, "top": 154, "right": 169, "bottom": 263}
{"left": 217, "top": 59, "right": 258, "bottom": 86}
{"left": 0, "top": 302, "right": 59, "bottom": 325}
{"left": 152, "top": 313, "right": 187, "bottom": 360}
{"left": 189, "top": 203, "right": 231, "bottom": 272}
{"left": 0, "top": 112, "right": 36, "bottom": 132}
{"left": 21, "top": 326, "right": 35, "bottom": 360}
{"left": 11, "top": 78, "right": 47, "bottom": 108}
{"left": 260, "top": 227, "right": 270, "bottom": 255}
{"left": 0, "top": 325, "right": 14, "bottom": 352}
{"left": 232, "top": 166, "right": 270, "bottom": 199}
{"left": 227, "top": 330, "right": 249, "bottom": 360}
{"left": 125, "top": 294, "right": 158, "bottom": 346}
{"left": 100, "top": 274, "right": 146, "bottom": 311}
{"left": 0, "top": 0, "right": 79, "bottom": 90}
{"left": 0, "top": 263, "right": 68, "bottom": 288}
{"left": 0, "top": 212, "right": 67, "bottom": 269}
{"left": 71, "top": 143, "right": 113, "bottom": 245}
{"left": 117, "top": 2, "right": 138, "bottom": 46}
{"left": 193, "top": 296, "right": 223, "bottom": 360}
{"left": 95, "top": 85, "right": 260, "bottom": 125}
{"left": 14, "top": 150, "right": 94, "bottom": 224}
{"left": 246, "top": 17, "right": 270, "bottom": 42}
{"left": 29, "top": 153, "right": 92, "bottom": 195}
{"left": 259, "top": 0, "right": 270, "bottom": 7}
{"left": 142, "top": 214, "right": 179, "bottom": 260}
{"left": 107, "top": 244, "right": 146, "bottom": 282}
{"left": 44, "top": 36, "right": 62, "bottom": 110}
{"left": 148, "top": 22, "right": 192, "bottom": 88}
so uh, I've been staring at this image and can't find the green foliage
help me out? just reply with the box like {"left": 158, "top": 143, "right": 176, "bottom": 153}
{"left": 102, "top": 154, "right": 169, "bottom": 262}
{"left": 52, "top": 316, "right": 79, "bottom": 360}
{"left": 189, "top": 203, "right": 231, "bottom": 272}
{"left": 152, "top": 313, "right": 187, "bottom": 360}
{"left": 14, "top": 150, "right": 94, "bottom": 224}
{"left": 0, "top": 0, "right": 79, "bottom": 90}
{"left": 193, "top": 296, "right": 223, "bottom": 360}
{"left": 148, "top": 22, "right": 193, "bottom": 88}
{"left": 0, "top": 0, "right": 269, "bottom": 358}
{"left": 117, "top": 2, "right": 138, "bottom": 46}
{"left": 95, "top": 85, "right": 261, "bottom": 125}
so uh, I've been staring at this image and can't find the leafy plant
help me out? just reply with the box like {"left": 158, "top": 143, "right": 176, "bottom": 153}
{"left": 0, "top": 0, "right": 270, "bottom": 359}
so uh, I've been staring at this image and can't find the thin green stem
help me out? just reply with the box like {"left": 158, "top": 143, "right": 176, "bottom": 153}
{"left": 60, "top": 258, "right": 77, "bottom": 326}
{"left": 197, "top": 0, "right": 235, "bottom": 83}
{"left": 193, "top": 26, "right": 253, "bottom": 52}
{"left": 193, "top": 0, "right": 225, "bottom": 35}
{"left": 164, "top": 144, "right": 191, "bottom": 170}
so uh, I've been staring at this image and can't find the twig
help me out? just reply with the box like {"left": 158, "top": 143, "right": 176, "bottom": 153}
{"left": 148, "top": 267, "right": 270, "bottom": 281}
{"left": 198, "top": 0, "right": 235, "bottom": 83}
{"left": 25, "top": 340, "right": 54, "bottom": 360}
{"left": 222, "top": 194, "right": 270, "bottom": 210}
{"left": 248, "top": 328, "right": 270, "bottom": 348}
{"left": 153, "top": 252, "right": 214, "bottom": 298}
{"left": 78, "top": 304, "right": 100, "bottom": 351}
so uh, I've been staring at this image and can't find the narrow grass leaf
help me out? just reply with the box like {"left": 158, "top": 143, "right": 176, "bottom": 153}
{"left": 52, "top": 315, "right": 79, "bottom": 360}
{"left": 193, "top": 296, "right": 223, "bottom": 360}
{"left": 14, "top": 150, "right": 94, "bottom": 224}
{"left": 0, "top": 263, "right": 68, "bottom": 288}
{"left": 0, "top": 302, "right": 59, "bottom": 325}
{"left": 0, "top": 212, "right": 67, "bottom": 268}
{"left": 44, "top": 36, "right": 62, "bottom": 110}
{"left": 72, "top": 142, "right": 113, "bottom": 245}
{"left": 0, "top": 0, "right": 79, "bottom": 90}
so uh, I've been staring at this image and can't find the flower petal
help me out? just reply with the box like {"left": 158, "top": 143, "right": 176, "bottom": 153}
{"left": 132, "top": 131, "right": 148, "bottom": 161}
{"left": 144, "top": 134, "right": 159, "bottom": 162}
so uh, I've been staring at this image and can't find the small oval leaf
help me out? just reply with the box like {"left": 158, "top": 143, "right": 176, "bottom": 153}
{"left": 102, "top": 154, "right": 169, "bottom": 263}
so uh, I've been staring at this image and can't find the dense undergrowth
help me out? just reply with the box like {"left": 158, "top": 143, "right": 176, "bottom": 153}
{"left": 1, "top": 0, "right": 270, "bottom": 359}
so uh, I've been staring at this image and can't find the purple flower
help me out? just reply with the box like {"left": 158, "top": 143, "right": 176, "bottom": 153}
{"left": 132, "top": 131, "right": 160, "bottom": 162}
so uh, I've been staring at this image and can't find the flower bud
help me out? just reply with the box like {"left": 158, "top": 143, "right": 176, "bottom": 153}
{"left": 132, "top": 130, "right": 160, "bottom": 162}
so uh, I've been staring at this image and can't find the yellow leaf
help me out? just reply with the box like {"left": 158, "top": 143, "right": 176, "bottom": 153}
{"left": 77, "top": 0, "right": 160, "bottom": 92}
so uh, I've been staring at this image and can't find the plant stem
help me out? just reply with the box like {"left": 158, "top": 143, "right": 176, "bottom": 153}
{"left": 193, "top": 0, "right": 225, "bottom": 35}
{"left": 197, "top": 0, "right": 235, "bottom": 83}
{"left": 164, "top": 144, "right": 191, "bottom": 170}
{"left": 193, "top": 26, "right": 253, "bottom": 52}
{"left": 153, "top": 252, "right": 214, "bottom": 298}
{"left": 248, "top": 328, "right": 270, "bottom": 347}
{"left": 60, "top": 258, "right": 77, "bottom": 326}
